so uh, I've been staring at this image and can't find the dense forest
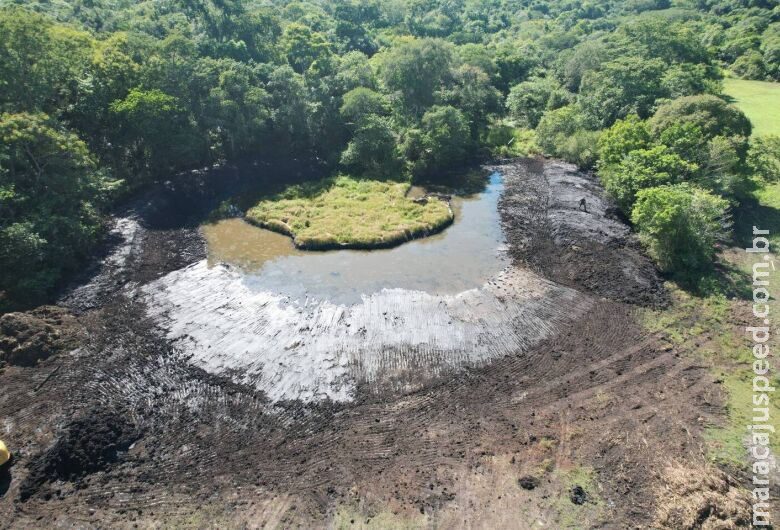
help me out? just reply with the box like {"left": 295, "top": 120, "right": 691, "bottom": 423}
{"left": 1, "top": 0, "right": 780, "bottom": 308}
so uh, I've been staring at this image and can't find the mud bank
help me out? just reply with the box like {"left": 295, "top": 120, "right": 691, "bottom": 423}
{"left": 496, "top": 158, "right": 666, "bottom": 306}
{"left": 142, "top": 262, "right": 591, "bottom": 402}
{"left": 3, "top": 158, "right": 736, "bottom": 529}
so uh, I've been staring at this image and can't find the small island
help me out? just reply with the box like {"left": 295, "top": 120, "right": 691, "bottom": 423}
{"left": 246, "top": 176, "right": 454, "bottom": 250}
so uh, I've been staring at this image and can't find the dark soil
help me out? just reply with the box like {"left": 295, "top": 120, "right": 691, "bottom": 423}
{"left": 493, "top": 158, "right": 667, "bottom": 307}
{"left": 0, "top": 158, "right": 735, "bottom": 528}
{"left": 570, "top": 485, "right": 588, "bottom": 505}
{"left": 18, "top": 408, "right": 139, "bottom": 501}
{"left": 518, "top": 475, "right": 539, "bottom": 490}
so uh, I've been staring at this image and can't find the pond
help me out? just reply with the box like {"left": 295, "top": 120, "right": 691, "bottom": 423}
{"left": 202, "top": 172, "right": 508, "bottom": 304}
{"left": 142, "top": 165, "right": 589, "bottom": 402}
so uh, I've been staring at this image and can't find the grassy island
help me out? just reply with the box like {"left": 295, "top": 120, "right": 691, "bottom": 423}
{"left": 245, "top": 176, "right": 453, "bottom": 250}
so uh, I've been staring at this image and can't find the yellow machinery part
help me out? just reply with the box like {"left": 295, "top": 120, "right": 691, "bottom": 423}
{"left": 0, "top": 440, "right": 10, "bottom": 466}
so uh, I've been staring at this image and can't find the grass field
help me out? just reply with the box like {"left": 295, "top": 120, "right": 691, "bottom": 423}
{"left": 246, "top": 175, "right": 453, "bottom": 249}
{"left": 723, "top": 77, "right": 780, "bottom": 136}
{"left": 641, "top": 180, "right": 780, "bottom": 467}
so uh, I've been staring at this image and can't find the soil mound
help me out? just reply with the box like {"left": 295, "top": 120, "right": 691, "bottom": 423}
{"left": 494, "top": 158, "right": 667, "bottom": 307}
{"left": 19, "top": 408, "right": 139, "bottom": 501}
{"left": 0, "top": 306, "right": 83, "bottom": 367}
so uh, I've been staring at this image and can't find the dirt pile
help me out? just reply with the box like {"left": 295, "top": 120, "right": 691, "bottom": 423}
{"left": 19, "top": 408, "right": 139, "bottom": 501}
{"left": 653, "top": 462, "right": 753, "bottom": 529}
{"left": 494, "top": 158, "right": 667, "bottom": 306}
{"left": 0, "top": 306, "right": 84, "bottom": 367}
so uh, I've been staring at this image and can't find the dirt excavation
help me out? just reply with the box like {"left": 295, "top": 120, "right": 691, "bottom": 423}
{"left": 0, "top": 158, "right": 758, "bottom": 528}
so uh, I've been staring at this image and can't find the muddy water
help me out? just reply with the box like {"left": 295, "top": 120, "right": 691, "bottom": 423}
{"left": 142, "top": 169, "right": 593, "bottom": 403}
{"left": 202, "top": 172, "right": 508, "bottom": 303}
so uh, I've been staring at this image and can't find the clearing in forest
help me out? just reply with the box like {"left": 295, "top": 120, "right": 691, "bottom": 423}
{"left": 723, "top": 77, "right": 780, "bottom": 136}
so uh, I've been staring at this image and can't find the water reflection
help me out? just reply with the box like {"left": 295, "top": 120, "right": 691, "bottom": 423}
{"left": 203, "top": 172, "right": 507, "bottom": 303}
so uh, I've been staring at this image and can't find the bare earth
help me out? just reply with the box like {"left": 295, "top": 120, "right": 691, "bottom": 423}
{"left": 0, "top": 158, "right": 755, "bottom": 528}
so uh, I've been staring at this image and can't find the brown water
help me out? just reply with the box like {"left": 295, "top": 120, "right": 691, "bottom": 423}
{"left": 202, "top": 172, "right": 507, "bottom": 303}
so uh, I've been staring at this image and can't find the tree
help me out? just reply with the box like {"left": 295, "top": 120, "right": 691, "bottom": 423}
{"left": 439, "top": 64, "right": 500, "bottom": 138}
{"left": 0, "top": 6, "right": 94, "bottom": 113}
{"left": 262, "top": 65, "right": 313, "bottom": 151}
{"left": 457, "top": 43, "right": 498, "bottom": 81}
{"left": 650, "top": 95, "right": 753, "bottom": 174}
{"left": 204, "top": 59, "right": 271, "bottom": 157}
{"left": 650, "top": 95, "right": 752, "bottom": 143}
{"left": 506, "top": 78, "right": 556, "bottom": 129}
{"left": 339, "top": 87, "right": 390, "bottom": 127}
{"left": 334, "top": 51, "right": 377, "bottom": 92}
{"left": 661, "top": 63, "right": 719, "bottom": 99}
{"left": 656, "top": 121, "right": 708, "bottom": 166}
{"left": 281, "top": 23, "right": 334, "bottom": 74}
{"left": 494, "top": 43, "right": 539, "bottom": 94}
{"left": 405, "top": 0, "right": 462, "bottom": 37}
{"left": 378, "top": 38, "right": 454, "bottom": 116}
{"left": 748, "top": 135, "right": 780, "bottom": 182}
{"left": 618, "top": 19, "right": 710, "bottom": 64}
{"left": 631, "top": 184, "right": 730, "bottom": 272}
{"left": 559, "top": 39, "right": 609, "bottom": 92}
{"left": 535, "top": 104, "right": 592, "bottom": 155}
{"left": 597, "top": 115, "right": 651, "bottom": 166}
{"left": 0, "top": 113, "right": 109, "bottom": 303}
{"left": 601, "top": 145, "right": 698, "bottom": 213}
{"left": 578, "top": 56, "right": 667, "bottom": 127}
{"left": 421, "top": 105, "right": 470, "bottom": 170}
{"left": 404, "top": 105, "right": 470, "bottom": 179}
{"left": 333, "top": 0, "right": 381, "bottom": 55}
{"left": 731, "top": 50, "right": 765, "bottom": 80}
{"left": 340, "top": 115, "right": 400, "bottom": 177}
{"left": 109, "top": 88, "right": 203, "bottom": 180}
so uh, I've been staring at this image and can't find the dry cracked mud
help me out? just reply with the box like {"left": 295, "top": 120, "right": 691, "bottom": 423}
{"left": 0, "top": 158, "right": 749, "bottom": 528}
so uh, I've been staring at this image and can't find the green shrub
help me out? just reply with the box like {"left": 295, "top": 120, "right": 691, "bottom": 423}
{"left": 597, "top": 115, "right": 651, "bottom": 167}
{"left": 555, "top": 130, "right": 601, "bottom": 169}
{"left": 748, "top": 135, "right": 780, "bottom": 182}
{"left": 631, "top": 184, "right": 730, "bottom": 273}
{"left": 536, "top": 104, "right": 591, "bottom": 153}
{"left": 485, "top": 125, "right": 540, "bottom": 157}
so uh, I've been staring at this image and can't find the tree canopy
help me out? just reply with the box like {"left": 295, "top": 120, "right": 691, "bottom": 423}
{"left": 0, "top": 0, "right": 775, "bottom": 304}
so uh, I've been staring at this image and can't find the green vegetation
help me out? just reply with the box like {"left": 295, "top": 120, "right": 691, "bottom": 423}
{"left": 332, "top": 505, "right": 428, "bottom": 530}
{"left": 723, "top": 78, "right": 780, "bottom": 137}
{"left": 0, "top": 112, "right": 116, "bottom": 304}
{"left": 0, "top": 0, "right": 777, "bottom": 306}
{"left": 246, "top": 176, "right": 452, "bottom": 249}
{"left": 640, "top": 178, "right": 780, "bottom": 469}
{"left": 592, "top": 93, "right": 760, "bottom": 278}
{"left": 632, "top": 184, "right": 730, "bottom": 273}
{"left": 549, "top": 466, "right": 605, "bottom": 529}
{"left": 710, "top": 181, "right": 780, "bottom": 466}
{"left": 486, "top": 126, "right": 541, "bottom": 158}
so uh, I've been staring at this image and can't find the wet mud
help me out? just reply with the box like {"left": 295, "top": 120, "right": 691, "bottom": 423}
{"left": 0, "top": 158, "right": 733, "bottom": 528}
{"left": 495, "top": 158, "right": 667, "bottom": 307}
